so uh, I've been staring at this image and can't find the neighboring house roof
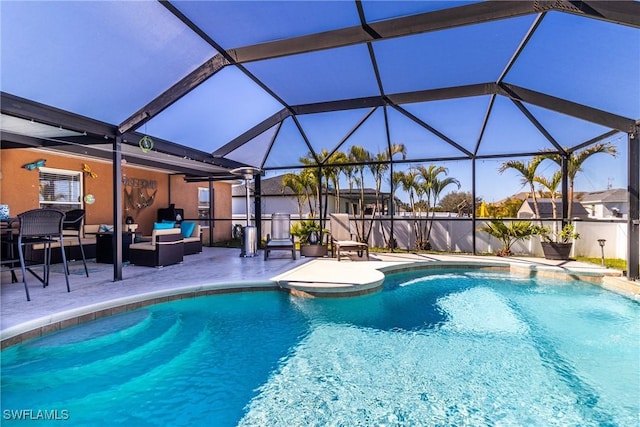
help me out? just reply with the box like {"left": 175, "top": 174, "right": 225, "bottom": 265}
{"left": 232, "top": 175, "right": 298, "bottom": 197}
{"left": 518, "top": 198, "right": 589, "bottom": 218}
{"left": 580, "top": 188, "right": 628, "bottom": 204}
{"left": 495, "top": 191, "right": 530, "bottom": 204}
{"left": 232, "top": 175, "right": 388, "bottom": 198}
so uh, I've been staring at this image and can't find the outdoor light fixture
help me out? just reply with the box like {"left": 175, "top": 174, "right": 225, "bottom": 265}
{"left": 597, "top": 239, "right": 606, "bottom": 267}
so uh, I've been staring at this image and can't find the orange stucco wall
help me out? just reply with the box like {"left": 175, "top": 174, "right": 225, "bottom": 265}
{"left": 168, "top": 175, "right": 232, "bottom": 244}
{"left": 0, "top": 148, "right": 232, "bottom": 242}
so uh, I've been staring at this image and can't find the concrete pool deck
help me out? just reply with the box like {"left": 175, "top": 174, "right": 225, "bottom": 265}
{"left": 1, "top": 247, "right": 637, "bottom": 348}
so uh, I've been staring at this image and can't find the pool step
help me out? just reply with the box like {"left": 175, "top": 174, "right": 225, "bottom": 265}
{"left": 58, "top": 326, "right": 213, "bottom": 412}
{"left": 2, "top": 316, "right": 187, "bottom": 388}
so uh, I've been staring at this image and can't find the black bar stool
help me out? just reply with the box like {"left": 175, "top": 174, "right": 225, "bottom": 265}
{"left": 63, "top": 209, "right": 89, "bottom": 277}
{"left": 1, "top": 218, "right": 19, "bottom": 283}
{"left": 16, "top": 209, "right": 71, "bottom": 301}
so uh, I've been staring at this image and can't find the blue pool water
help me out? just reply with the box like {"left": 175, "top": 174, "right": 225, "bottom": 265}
{"left": 2, "top": 270, "right": 639, "bottom": 426}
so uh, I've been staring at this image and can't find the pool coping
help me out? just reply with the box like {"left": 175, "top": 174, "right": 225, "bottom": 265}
{"left": 2, "top": 258, "right": 636, "bottom": 349}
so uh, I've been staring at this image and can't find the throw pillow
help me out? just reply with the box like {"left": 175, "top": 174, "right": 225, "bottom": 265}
{"left": 180, "top": 221, "right": 196, "bottom": 238}
{"left": 161, "top": 220, "right": 176, "bottom": 227}
{"left": 154, "top": 222, "right": 175, "bottom": 230}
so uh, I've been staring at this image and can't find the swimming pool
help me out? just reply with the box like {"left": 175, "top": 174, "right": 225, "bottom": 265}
{"left": 2, "top": 269, "right": 638, "bottom": 426}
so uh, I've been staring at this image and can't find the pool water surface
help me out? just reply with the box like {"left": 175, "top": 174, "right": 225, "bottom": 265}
{"left": 2, "top": 270, "right": 638, "bottom": 426}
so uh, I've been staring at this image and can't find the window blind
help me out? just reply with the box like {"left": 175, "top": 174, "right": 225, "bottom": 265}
{"left": 39, "top": 167, "right": 82, "bottom": 209}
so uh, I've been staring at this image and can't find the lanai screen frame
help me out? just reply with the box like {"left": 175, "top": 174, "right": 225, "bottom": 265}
{"left": 131, "top": 1, "right": 636, "bottom": 279}
{"left": 1, "top": 1, "right": 638, "bottom": 279}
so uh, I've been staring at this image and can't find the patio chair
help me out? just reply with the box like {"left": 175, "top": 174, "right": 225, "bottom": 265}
{"left": 329, "top": 213, "right": 369, "bottom": 261}
{"left": 16, "top": 208, "right": 71, "bottom": 301}
{"left": 264, "top": 213, "right": 296, "bottom": 260}
{"left": 62, "top": 209, "right": 89, "bottom": 277}
{"left": 129, "top": 228, "right": 184, "bottom": 267}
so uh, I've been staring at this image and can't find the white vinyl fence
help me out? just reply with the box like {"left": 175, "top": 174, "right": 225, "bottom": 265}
{"left": 252, "top": 215, "right": 630, "bottom": 260}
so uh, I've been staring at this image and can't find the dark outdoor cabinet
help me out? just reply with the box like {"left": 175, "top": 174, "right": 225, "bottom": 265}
{"left": 157, "top": 205, "right": 184, "bottom": 224}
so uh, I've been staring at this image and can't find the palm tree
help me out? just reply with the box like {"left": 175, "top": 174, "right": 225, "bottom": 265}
{"left": 415, "top": 165, "right": 460, "bottom": 249}
{"left": 281, "top": 173, "right": 307, "bottom": 219}
{"left": 341, "top": 160, "right": 355, "bottom": 217}
{"left": 396, "top": 169, "right": 420, "bottom": 248}
{"left": 326, "top": 150, "right": 348, "bottom": 213}
{"left": 499, "top": 157, "right": 543, "bottom": 219}
{"left": 367, "top": 144, "right": 407, "bottom": 216}
{"left": 384, "top": 143, "right": 407, "bottom": 215}
{"left": 311, "top": 149, "right": 336, "bottom": 223}
{"left": 534, "top": 170, "right": 562, "bottom": 220}
{"left": 541, "top": 142, "right": 617, "bottom": 219}
{"left": 479, "top": 220, "right": 542, "bottom": 256}
{"left": 366, "top": 143, "right": 406, "bottom": 244}
{"left": 390, "top": 170, "right": 405, "bottom": 214}
{"left": 348, "top": 145, "right": 371, "bottom": 241}
{"left": 304, "top": 168, "right": 322, "bottom": 216}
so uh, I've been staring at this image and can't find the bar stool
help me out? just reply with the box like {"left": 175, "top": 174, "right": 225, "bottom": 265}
{"left": 16, "top": 209, "right": 70, "bottom": 301}
{"left": 0, "top": 219, "right": 19, "bottom": 283}
{"left": 63, "top": 209, "right": 89, "bottom": 277}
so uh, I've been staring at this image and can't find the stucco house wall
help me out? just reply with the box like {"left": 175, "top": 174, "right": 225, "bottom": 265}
{"left": 1, "top": 148, "right": 232, "bottom": 242}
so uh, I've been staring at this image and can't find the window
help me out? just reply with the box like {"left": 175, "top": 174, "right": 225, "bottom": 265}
{"left": 198, "top": 187, "right": 212, "bottom": 227}
{"left": 39, "top": 167, "right": 82, "bottom": 211}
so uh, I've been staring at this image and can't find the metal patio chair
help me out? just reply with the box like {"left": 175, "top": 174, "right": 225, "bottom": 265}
{"left": 264, "top": 213, "right": 296, "bottom": 260}
{"left": 62, "top": 209, "right": 89, "bottom": 277}
{"left": 329, "top": 213, "right": 369, "bottom": 261}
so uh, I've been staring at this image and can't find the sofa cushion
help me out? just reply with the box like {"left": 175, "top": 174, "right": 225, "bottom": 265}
{"left": 151, "top": 228, "right": 182, "bottom": 246}
{"left": 153, "top": 222, "right": 174, "bottom": 230}
{"left": 128, "top": 241, "right": 156, "bottom": 251}
{"left": 31, "top": 236, "right": 96, "bottom": 250}
{"left": 84, "top": 224, "right": 101, "bottom": 235}
{"left": 180, "top": 221, "right": 196, "bottom": 238}
{"left": 129, "top": 228, "right": 182, "bottom": 250}
{"left": 183, "top": 225, "right": 201, "bottom": 243}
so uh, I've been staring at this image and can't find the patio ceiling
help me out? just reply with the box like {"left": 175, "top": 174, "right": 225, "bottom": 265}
{"left": 1, "top": 1, "right": 638, "bottom": 175}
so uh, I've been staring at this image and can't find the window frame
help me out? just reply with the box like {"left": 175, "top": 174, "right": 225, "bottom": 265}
{"left": 38, "top": 166, "right": 83, "bottom": 211}
{"left": 198, "top": 186, "right": 211, "bottom": 228}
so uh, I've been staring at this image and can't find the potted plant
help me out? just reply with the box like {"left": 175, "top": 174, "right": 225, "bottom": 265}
{"left": 291, "top": 219, "right": 328, "bottom": 257}
{"left": 539, "top": 223, "right": 580, "bottom": 260}
{"left": 478, "top": 220, "right": 543, "bottom": 256}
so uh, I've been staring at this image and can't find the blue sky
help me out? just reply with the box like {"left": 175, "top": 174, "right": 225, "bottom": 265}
{"left": 1, "top": 1, "right": 637, "bottom": 203}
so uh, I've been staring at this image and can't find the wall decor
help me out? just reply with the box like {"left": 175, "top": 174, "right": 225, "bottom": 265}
{"left": 82, "top": 163, "right": 98, "bottom": 178}
{"left": 84, "top": 194, "right": 96, "bottom": 205}
{"left": 138, "top": 135, "right": 154, "bottom": 153}
{"left": 22, "top": 159, "right": 46, "bottom": 170}
{"left": 123, "top": 176, "right": 157, "bottom": 213}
